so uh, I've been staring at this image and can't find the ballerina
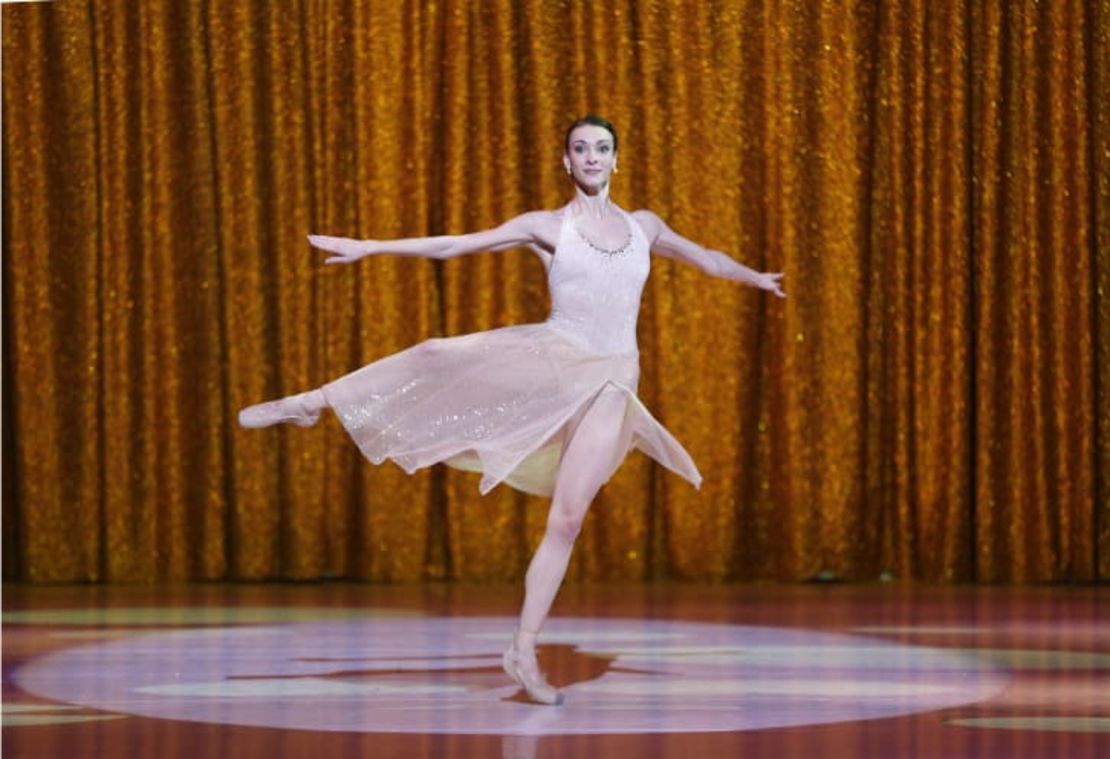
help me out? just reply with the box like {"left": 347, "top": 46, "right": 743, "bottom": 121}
{"left": 239, "top": 114, "right": 786, "bottom": 705}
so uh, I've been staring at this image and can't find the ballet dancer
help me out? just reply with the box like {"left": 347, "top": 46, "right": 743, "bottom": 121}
{"left": 240, "top": 115, "right": 785, "bottom": 704}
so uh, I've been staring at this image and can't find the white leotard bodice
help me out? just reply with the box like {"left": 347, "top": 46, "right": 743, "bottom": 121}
{"left": 545, "top": 206, "right": 651, "bottom": 356}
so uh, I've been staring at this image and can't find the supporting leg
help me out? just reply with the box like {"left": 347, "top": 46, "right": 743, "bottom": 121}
{"left": 506, "top": 386, "right": 628, "bottom": 704}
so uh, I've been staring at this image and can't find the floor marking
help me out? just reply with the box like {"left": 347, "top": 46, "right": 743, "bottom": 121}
{"left": 949, "top": 716, "right": 1110, "bottom": 733}
{"left": 3, "top": 607, "right": 415, "bottom": 626}
{"left": 13, "top": 616, "right": 1010, "bottom": 735}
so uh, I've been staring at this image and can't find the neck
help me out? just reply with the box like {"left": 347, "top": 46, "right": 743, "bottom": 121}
{"left": 569, "top": 182, "right": 612, "bottom": 218}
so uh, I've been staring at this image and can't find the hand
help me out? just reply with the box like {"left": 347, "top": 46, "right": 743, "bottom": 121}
{"left": 751, "top": 271, "right": 786, "bottom": 298}
{"left": 307, "top": 235, "right": 376, "bottom": 264}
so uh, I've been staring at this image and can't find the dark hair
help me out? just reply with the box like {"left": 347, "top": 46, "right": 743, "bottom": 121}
{"left": 564, "top": 114, "right": 618, "bottom": 153}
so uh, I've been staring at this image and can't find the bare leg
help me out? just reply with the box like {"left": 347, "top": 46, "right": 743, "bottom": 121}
{"left": 238, "top": 389, "right": 327, "bottom": 428}
{"left": 504, "top": 386, "right": 628, "bottom": 704}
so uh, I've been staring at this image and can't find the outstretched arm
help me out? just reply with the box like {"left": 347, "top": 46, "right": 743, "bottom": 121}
{"left": 309, "top": 211, "right": 548, "bottom": 264}
{"left": 633, "top": 210, "right": 786, "bottom": 298}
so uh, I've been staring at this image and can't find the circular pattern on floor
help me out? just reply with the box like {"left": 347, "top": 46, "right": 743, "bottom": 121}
{"left": 14, "top": 616, "right": 1010, "bottom": 735}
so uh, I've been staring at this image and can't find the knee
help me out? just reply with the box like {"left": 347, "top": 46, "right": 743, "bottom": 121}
{"left": 545, "top": 506, "right": 584, "bottom": 545}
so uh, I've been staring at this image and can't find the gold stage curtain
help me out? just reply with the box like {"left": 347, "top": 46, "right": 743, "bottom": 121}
{"left": 3, "top": 0, "right": 1106, "bottom": 583}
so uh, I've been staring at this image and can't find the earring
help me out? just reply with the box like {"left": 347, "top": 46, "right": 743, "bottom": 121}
{"left": 613, "top": 166, "right": 619, "bottom": 174}
{"left": 565, "top": 167, "right": 572, "bottom": 175}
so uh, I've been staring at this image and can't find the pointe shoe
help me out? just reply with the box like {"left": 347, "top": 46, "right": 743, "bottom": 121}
{"left": 238, "top": 393, "right": 322, "bottom": 429}
{"left": 502, "top": 643, "right": 564, "bottom": 705}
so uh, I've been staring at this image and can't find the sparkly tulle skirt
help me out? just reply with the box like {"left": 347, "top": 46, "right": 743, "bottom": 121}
{"left": 320, "top": 322, "right": 702, "bottom": 496}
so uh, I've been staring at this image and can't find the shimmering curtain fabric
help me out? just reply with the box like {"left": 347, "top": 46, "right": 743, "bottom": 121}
{"left": 3, "top": 0, "right": 1106, "bottom": 583}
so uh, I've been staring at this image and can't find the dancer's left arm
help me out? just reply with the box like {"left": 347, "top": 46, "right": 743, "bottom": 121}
{"left": 633, "top": 210, "right": 786, "bottom": 298}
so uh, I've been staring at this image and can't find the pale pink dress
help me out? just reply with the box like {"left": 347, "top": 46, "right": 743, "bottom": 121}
{"left": 320, "top": 207, "right": 703, "bottom": 496}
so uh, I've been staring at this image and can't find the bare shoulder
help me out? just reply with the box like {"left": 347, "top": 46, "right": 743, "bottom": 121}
{"left": 507, "top": 208, "right": 563, "bottom": 252}
{"left": 630, "top": 209, "right": 664, "bottom": 242}
{"left": 538, "top": 208, "right": 565, "bottom": 234}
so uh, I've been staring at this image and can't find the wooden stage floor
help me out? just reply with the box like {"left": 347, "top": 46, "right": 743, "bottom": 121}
{"left": 2, "top": 582, "right": 1107, "bottom": 758}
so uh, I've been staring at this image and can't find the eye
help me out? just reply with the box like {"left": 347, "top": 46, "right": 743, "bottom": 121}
{"left": 573, "top": 144, "right": 586, "bottom": 154}
{"left": 599, "top": 145, "right": 611, "bottom": 154}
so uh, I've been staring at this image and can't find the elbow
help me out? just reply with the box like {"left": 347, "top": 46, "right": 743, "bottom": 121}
{"left": 436, "top": 239, "right": 463, "bottom": 260}
{"left": 696, "top": 253, "right": 721, "bottom": 278}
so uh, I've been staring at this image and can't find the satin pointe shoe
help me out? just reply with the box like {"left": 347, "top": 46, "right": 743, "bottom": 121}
{"left": 502, "top": 642, "right": 564, "bottom": 705}
{"left": 238, "top": 392, "right": 323, "bottom": 429}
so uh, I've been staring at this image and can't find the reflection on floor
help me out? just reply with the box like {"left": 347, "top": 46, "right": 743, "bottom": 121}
{"left": 3, "top": 583, "right": 1107, "bottom": 758}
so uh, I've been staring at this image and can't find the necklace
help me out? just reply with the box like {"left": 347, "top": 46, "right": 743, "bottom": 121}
{"left": 574, "top": 216, "right": 632, "bottom": 257}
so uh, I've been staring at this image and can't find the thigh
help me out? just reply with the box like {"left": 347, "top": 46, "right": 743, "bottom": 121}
{"left": 550, "top": 386, "right": 629, "bottom": 513}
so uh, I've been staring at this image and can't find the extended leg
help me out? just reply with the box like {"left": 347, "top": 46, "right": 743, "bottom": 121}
{"left": 505, "top": 386, "right": 628, "bottom": 704}
{"left": 238, "top": 389, "right": 327, "bottom": 428}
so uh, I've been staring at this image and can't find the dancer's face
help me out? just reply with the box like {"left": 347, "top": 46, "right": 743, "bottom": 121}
{"left": 563, "top": 125, "right": 617, "bottom": 190}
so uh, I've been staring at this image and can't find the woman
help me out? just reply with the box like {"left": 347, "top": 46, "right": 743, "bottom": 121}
{"left": 240, "top": 115, "right": 786, "bottom": 705}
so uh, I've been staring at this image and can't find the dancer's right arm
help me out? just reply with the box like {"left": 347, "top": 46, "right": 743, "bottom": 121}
{"left": 309, "top": 212, "right": 548, "bottom": 264}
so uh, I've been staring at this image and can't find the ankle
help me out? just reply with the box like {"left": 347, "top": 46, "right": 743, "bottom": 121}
{"left": 296, "top": 389, "right": 326, "bottom": 413}
{"left": 514, "top": 628, "right": 539, "bottom": 653}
